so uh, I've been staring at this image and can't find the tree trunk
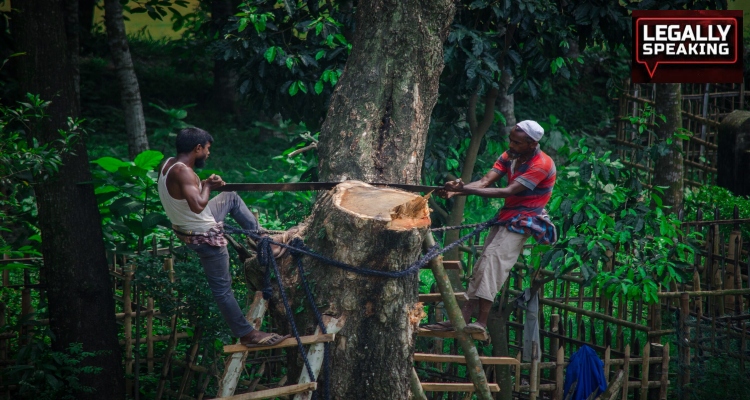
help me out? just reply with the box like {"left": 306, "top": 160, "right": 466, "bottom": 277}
{"left": 211, "top": 0, "right": 240, "bottom": 117}
{"left": 652, "top": 83, "right": 684, "bottom": 213}
{"left": 498, "top": 71, "right": 516, "bottom": 137}
{"left": 104, "top": 0, "right": 149, "bottom": 159}
{"left": 442, "top": 88, "right": 498, "bottom": 289}
{"left": 317, "top": 0, "right": 455, "bottom": 184}
{"left": 14, "top": 1, "right": 125, "bottom": 399}
{"left": 306, "top": 181, "right": 430, "bottom": 399}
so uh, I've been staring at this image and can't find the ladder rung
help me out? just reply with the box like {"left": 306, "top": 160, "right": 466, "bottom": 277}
{"left": 422, "top": 260, "right": 461, "bottom": 270}
{"left": 421, "top": 383, "right": 500, "bottom": 392}
{"left": 223, "top": 334, "right": 335, "bottom": 354}
{"left": 417, "top": 328, "right": 489, "bottom": 341}
{"left": 418, "top": 292, "right": 468, "bottom": 303}
{"left": 220, "top": 382, "right": 317, "bottom": 399}
{"left": 414, "top": 353, "right": 519, "bottom": 365}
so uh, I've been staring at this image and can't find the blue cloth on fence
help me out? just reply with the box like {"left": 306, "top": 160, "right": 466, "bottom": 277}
{"left": 502, "top": 212, "right": 557, "bottom": 245}
{"left": 563, "top": 345, "right": 607, "bottom": 400}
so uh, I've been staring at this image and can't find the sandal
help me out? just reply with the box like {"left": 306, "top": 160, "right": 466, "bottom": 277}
{"left": 420, "top": 321, "right": 455, "bottom": 331}
{"left": 463, "top": 322, "right": 487, "bottom": 334}
{"left": 241, "top": 333, "right": 291, "bottom": 348}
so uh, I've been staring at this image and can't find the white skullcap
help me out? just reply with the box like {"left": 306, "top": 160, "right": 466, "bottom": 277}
{"left": 516, "top": 120, "right": 544, "bottom": 142}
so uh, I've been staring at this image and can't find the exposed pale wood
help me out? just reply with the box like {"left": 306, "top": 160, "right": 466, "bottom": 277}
{"left": 416, "top": 328, "right": 488, "bottom": 341}
{"left": 413, "top": 353, "right": 519, "bottom": 365}
{"left": 223, "top": 334, "right": 336, "bottom": 354}
{"left": 604, "top": 346, "right": 611, "bottom": 384}
{"left": 218, "top": 292, "right": 268, "bottom": 397}
{"left": 294, "top": 316, "right": 346, "bottom": 400}
{"left": 222, "top": 382, "right": 317, "bottom": 400}
{"left": 421, "top": 383, "right": 500, "bottom": 392}
{"left": 418, "top": 292, "right": 468, "bottom": 303}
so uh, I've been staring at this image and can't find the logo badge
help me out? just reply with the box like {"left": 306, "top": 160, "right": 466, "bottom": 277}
{"left": 632, "top": 10, "right": 743, "bottom": 83}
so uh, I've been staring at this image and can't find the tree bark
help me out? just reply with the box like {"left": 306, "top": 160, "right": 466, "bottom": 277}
{"left": 652, "top": 83, "right": 684, "bottom": 213}
{"left": 317, "top": 0, "right": 455, "bottom": 184}
{"left": 211, "top": 0, "right": 240, "bottom": 117}
{"left": 104, "top": 0, "right": 149, "bottom": 159}
{"left": 498, "top": 71, "right": 516, "bottom": 137}
{"left": 14, "top": 1, "right": 125, "bottom": 398}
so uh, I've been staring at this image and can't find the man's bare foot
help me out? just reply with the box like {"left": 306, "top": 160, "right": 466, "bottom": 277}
{"left": 240, "top": 330, "right": 290, "bottom": 348}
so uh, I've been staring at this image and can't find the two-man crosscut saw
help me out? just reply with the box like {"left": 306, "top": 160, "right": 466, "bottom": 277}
{"left": 215, "top": 182, "right": 442, "bottom": 193}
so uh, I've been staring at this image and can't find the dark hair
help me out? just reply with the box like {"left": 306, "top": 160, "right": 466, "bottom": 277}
{"left": 175, "top": 127, "right": 213, "bottom": 154}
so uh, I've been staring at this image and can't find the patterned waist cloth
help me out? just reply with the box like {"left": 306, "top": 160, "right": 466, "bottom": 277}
{"left": 173, "top": 222, "right": 227, "bottom": 247}
{"left": 500, "top": 213, "right": 557, "bottom": 245}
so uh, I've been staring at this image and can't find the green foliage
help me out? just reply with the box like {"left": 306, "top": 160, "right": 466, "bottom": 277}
{"left": 216, "top": 0, "right": 352, "bottom": 125}
{"left": 0, "top": 93, "right": 83, "bottom": 268}
{"left": 148, "top": 102, "right": 195, "bottom": 144}
{"left": 91, "top": 150, "right": 170, "bottom": 251}
{"left": 2, "top": 339, "right": 104, "bottom": 400}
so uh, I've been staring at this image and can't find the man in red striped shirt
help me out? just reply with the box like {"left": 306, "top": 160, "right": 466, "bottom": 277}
{"left": 427, "top": 120, "right": 556, "bottom": 334}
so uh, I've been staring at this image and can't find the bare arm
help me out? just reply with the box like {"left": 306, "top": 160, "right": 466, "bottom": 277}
{"left": 441, "top": 170, "right": 510, "bottom": 198}
{"left": 170, "top": 165, "right": 224, "bottom": 213}
{"left": 459, "top": 180, "right": 528, "bottom": 198}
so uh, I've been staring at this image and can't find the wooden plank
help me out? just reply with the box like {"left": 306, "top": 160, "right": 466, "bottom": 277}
{"left": 418, "top": 292, "right": 468, "bottom": 303}
{"left": 416, "top": 328, "right": 489, "bottom": 341}
{"left": 223, "top": 334, "right": 336, "bottom": 354}
{"left": 421, "top": 383, "right": 500, "bottom": 392}
{"left": 222, "top": 383, "right": 317, "bottom": 400}
{"left": 413, "top": 353, "right": 518, "bottom": 365}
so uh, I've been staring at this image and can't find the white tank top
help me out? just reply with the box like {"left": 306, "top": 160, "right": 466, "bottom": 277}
{"left": 157, "top": 158, "right": 217, "bottom": 232}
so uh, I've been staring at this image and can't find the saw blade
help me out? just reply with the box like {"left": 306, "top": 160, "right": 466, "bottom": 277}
{"left": 216, "top": 182, "right": 441, "bottom": 193}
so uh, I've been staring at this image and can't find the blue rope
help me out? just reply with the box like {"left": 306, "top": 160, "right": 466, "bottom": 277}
{"left": 228, "top": 218, "right": 499, "bottom": 400}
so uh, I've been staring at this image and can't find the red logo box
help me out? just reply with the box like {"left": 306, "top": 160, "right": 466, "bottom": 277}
{"left": 631, "top": 10, "right": 743, "bottom": 83}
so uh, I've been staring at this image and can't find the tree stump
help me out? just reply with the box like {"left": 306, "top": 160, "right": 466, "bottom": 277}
{"left": 306, "top": 181, "right": 429, "bottom": 399}
{"left": 245, "top": 181, "right": 431, "bottom": 399}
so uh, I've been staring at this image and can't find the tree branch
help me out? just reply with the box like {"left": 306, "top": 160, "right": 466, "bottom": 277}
{"left": 467, "top": 92, "right": 479, "bottom": 133}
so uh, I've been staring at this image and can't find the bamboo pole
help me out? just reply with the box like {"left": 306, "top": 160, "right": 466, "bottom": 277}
{"left": 410, "top": 367, "right": 428, "bottom": 400}
{"left": 147, "top": 297, "right": 155, "bottom": 374}
{"left": 177, "top": 326, "right": 203, "bottom": 398}
{"left": 550, "top": 314, "right": 559, "bottom": 356}
{"left": 156, "top": 313, "right": 179, "bottom": 400}
{"left": 679, "top": 293, "right": 690, "bottom": 390}
{"left": 423, "top": 233, "right": 492, "bottom": 400}
{"left": 507, "top": 289, "right": 649, "bottom": 332}
{"left": 123, "top": 269, "right": 133, "bottom": 398}
{"left": 294, "top": 316, "right": 346, "bottom": 400}
{"left": 2, "top": 254, "right": 9, "bottom": 286}
{"left": 555, "top": 346, "right": 564, "bottom": 400}
{"left": 530, "top": 342, "right": 539, "bottom": 400}
{"left": 514, "top": 351, "right": 521, "bottom": 392}
{"left": 659, "top": 343, "right": 670, "bottom": 400}
{"left": 604, "top": 346, "right": 611, "bottom": 382}
{"left": 640, "top": 343, "right": 651, "bottom": 400}
{"left": 620, "top": 344, "right": 631, "bottom": 400}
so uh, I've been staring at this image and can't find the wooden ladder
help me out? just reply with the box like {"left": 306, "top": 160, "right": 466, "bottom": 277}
{"left": 414, "top": 255, "right": 516, "bottom": 398}
{"left": 217, "top": 292, "right": 342, "bottom": 400}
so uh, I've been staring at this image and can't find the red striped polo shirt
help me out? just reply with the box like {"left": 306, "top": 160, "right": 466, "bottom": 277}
{"left": 491, "top": 147, "right": 556, "bottom": 222}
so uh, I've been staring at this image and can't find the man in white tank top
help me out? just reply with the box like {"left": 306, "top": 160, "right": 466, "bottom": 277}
{"left": 158, "top": 127, "right": 289, "bottom": 347}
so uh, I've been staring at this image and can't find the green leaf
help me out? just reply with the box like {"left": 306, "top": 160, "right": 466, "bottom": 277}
{"left": 110, "top": 197, "right": 144, "bottom": 218}
{"left": 264, "top": 46, "right": 277, "bottom": 63}
{"left": 92, "top": 157, "right": 131, "bottom": 172}
{"left": 286, "top": 57, "right": 294, "bottom": 70}
{"left": 142, "top": 212, "right": 171, "bottom": 230}
{"left": 289, "top": 81, "right": 299, "bottom": 96}
{"left": 297, "top": 81, "right": 308, "bottom": 94}
{"left": 238, "top": 18, "right": 249, "bottom": 32}
{"left": 134, "top": 150, "right": 164, "bottom": 171}
{"left": 315, "top": 50, "right": 325, "bottom": 60}
{"left": 314, "top": 81, "right": 324, "bottom": 95}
